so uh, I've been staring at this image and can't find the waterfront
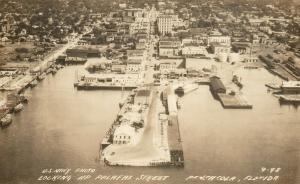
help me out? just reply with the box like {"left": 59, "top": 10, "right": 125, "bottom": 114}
{"left": 0, "top": 65, "right": 299, "bottom": 184}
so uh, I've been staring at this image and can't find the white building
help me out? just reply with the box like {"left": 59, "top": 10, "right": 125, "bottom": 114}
{"left": 207, "top": 36, "right": 231, "bottom": 46}
{"left": 113, "top": 124, "right": 136, "bottom": 145}
{"left": 126, "top": 59, "right": 142, "bottom": 73}
{"left": 244, "top": 56, "right": 258, "bottom": 63}
{"left": 159, "top": 38, "right": 181, "bottom": 57}
{"left": 157, "top": 15, "right": 174, "bottom": 35}
{"left": 159, "top": 60, "right": 178, "bottom": 72}
{"left": 159, "top": 47, "right": 177, "bottom": 57}
{"left": 211, "top": 43, "right": 231, "bottom": 55}
{"left": 182, "top": 46, "right": 208, "bottom": 56}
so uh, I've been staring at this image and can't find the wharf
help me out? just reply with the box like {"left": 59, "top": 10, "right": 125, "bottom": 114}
{"left": 76, "top": 84, "right": 137, "bottom": 90}
{"left": 218, "top": 93, "right": 253, "bottom": 109}
{"left": 167, "top": 115, "right": 184, "bottom": 167}
{"left": 164, "top": 86, "right": 184, "bottom": 167}
{"left": 195, "top": 77, "right": 210, "bottom": 85}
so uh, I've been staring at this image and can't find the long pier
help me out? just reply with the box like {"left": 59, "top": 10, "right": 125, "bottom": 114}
{"left": 100, "top": 85, "right": 184, "bottom": 167}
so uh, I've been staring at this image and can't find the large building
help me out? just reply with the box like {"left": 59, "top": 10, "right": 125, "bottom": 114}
{"left": 157, "top": 15, "right": 174, "bottom": 36}
{"left": 159, "top": 37, "right": 181, "bottom": 57}
{"left": 126, "top": 59, "right": 142, "bottom": 73}
{"left": 207, "top": 35, "right": 231, "bottom": 46}
{"left": 211, "top": 43, "right": 231, "bottom": 55}
{"left": 182, "top": 45, "right": 208, "bottom": 56}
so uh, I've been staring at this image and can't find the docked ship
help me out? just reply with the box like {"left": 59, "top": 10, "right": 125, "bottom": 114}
{"left": 75, "top": 74, "right": 139, "bottom": 90}
{"left": 280, "top": 81, "right": 300, "bottom": 94}
{"left": 278, "top": 95, "right": 300, "bottom": 104}
{"left": 232, "top": 75, "right": 243, "bottom": 88}
{"left": 1, "top": 113, "right": 12, "bottom": 127}
{"left": 265, "top": 83, "right": 281, "bottom": 90}
{"left": 30, "top": 80, "right": 38, "bottom": 88}
{"left": 51, "top": 68, "right": 57, "bottom": 75}
{"left": 37, "top": 73, "right": 46, "bottom": 81}
{"left": 14, "top": 103, "right": 24, "bottom": 113}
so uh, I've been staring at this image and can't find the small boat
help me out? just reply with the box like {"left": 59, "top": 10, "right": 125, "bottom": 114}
{"left": 51, "top": 68, "right": 57, "bottom": 75}
{"left": 37, "top": 73, "right": 46, "bottom": 81}
{"left": 19, "top": 94, "right": 28, "bottom": 103}
{"left": 1, "top": 114, "right": 12, "bottom": 127}
{"left": 244, "top": 66, "right": 259, "bottom": 69}
{"left": 177, "top": 100, "right": 181, "bottom": 109}
{"left": 229, "top": 91, "right": 236, "bottom": 96}
{"left": 30, "top": 80, "right": 38, "bottom": 87}
{"left": 56, "top": 64, "right": 64, "bottom": 69}
{"left": 14, "top": 103, "right": 24, "bottom": 113}
{"left": 46, "top": 68, "right": 52, "bottom": 74}
{"left": 202, "top": 67, "right": 212, "bottom": 73}
{"left": 175, "top": 87, "right": 184, "bottom": 97}
{"left": 232, "top": 75, "right": 243, "bottom": 88}
{"left": 265, "top": 83, "right": 281, "bottom": 90}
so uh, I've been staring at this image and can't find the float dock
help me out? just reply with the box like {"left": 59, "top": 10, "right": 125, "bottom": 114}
{"left": 218, "top": 93, "right": 253, "bottom": 109}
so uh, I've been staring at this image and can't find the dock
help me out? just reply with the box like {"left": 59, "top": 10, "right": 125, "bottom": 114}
{"left": 165, "top": 87, "right": 184, "bottom": 167}
{"left": 218, "top": 93, "right": 253, "bottom": 109}
{"left": 167, "top": 115, "right": 184, "bottom": 166}
{"left": 76, "top": 84, "right": 137, "bottom": 90}
{"left": 195, "top": 77, "right": 210, "bottom": 85}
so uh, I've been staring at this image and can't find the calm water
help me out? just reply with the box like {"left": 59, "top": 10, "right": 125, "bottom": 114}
{"left": 0, "top": 65, "right": 299, "bottom": 184}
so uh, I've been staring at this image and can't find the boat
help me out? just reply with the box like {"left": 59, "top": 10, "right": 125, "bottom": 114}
{"left": 51, "top": 68, "right": 57, "bottom": 75}
{"left": 265, "top": 83, "right": 281, "bottom": 90}
{"left": 19, "top": 94, "right": 28, "bottom": 103}
{"left": 175, "top": 87, "right": 184, "bottom": 97}
{"left": 119, "top": 97, "right": 127, "bottom": 108}
{"left": 232, "top": 75, "right": 243, "bottom": 88}
{"left": 229, "top": 91, "right": 236, "bottom": 96}
{"left": 30, "top": 80, "right": 38, "bottom": 87}
{"left": 1, "top": 114, "right": 12, "bottom": 127}
{"left": 14, "top": 103, "right": 24, "bottom": 113}
{"left": 279, "top": 95, "right": 300, "bottom": 104}
{"left": 244, "top": 66, "right": 259, "bottom": 69}
{"left": 37, "top": 73, "right": 46, "bottom": 81}
{"left": 56, "top": 64, "right": 64, "bottom": 69}
{"left": 202, "top": 67, "right": 212, "bottom": 73}
{"left": 46, "top": 68, "right": 52, "bottom": 74}
{"left": 177, "top": 100, "right": 181, "bottom": 109}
